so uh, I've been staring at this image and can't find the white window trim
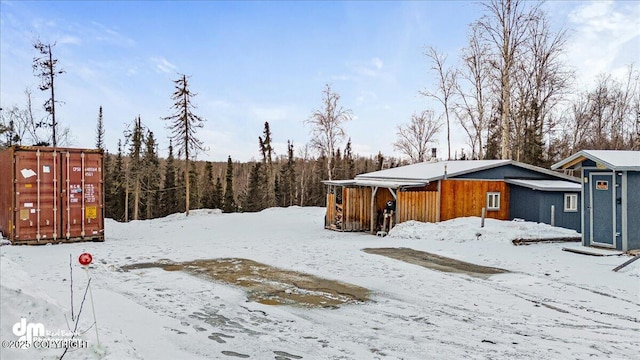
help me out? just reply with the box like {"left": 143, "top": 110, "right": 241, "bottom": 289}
{"left": 564, "top": 193, "right": 578, "bottom": 212}
{"left": 486, "top": 192, "right": 501, "bottom": 211}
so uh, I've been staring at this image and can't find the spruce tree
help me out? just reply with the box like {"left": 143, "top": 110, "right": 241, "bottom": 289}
{"left": 344, "top": 139, "right": 355, "bottom": 179}
{"left": 108, "top": 140, "right": 126, "bottom": 221}
{"left": 33, "top": 40, "right": 64, "bottom": 147}
{"left": 201, "top": 161, "right": 216, "bottom": 209}
{"left": 258, "top": 121, "right": 275, "bottom": 208}
{"left": 141, "top": 130, "right": 160, "bottom": 219}
{"left": 244, "top": 162, "right": 265, "bottom": 212}
{"left": 223, "top": 156, "right": 236, "bottom": 213}
{"left": 163, "top": 74, "right": 206, "bottom": 216}
{"left": 189, "top": 161, "right": 201, "bottom": 210}
{"left": 161, "top": 140, "right": 178, "bottom": 216}
{"left": 213, "top": 177, "right": 223, "bottom": 210}
{"left": 127, "top": 116, "right": 144, "bottom": 220}
{"left": 278, "top": 140, "right": 296, "bottom": 207}
{"left": 95, "top": 106, "right": 105, "bottom": 150}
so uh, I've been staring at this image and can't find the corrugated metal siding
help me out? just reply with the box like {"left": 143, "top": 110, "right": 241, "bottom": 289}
{"left": 0, "top": 146, "right": 104, "bottom": 244}
{"left": 397, "top": 191, "right": 438, "bottom": 223}
{"left": 0, "top": 148, "right": 14, "bottom": 239}
{"left": 454, "top": 164, "right": 553, "bottom": 180}
{"left": 627, "top": 172, "right": 640, "bottom": 250}
{"left": 440, "top": 180, "right": 510, "bottom": 221}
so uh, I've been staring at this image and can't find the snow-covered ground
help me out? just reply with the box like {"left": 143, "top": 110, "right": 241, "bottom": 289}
{"left": 1, "top": 207, "right": 638, "bottom": 360}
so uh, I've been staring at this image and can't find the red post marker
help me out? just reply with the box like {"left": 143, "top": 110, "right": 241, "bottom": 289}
{"left": 78, "top": 252, "right": 100, "bottom": 346}
{"left": 79, "top": 253, "right": 93, "bottom": 266}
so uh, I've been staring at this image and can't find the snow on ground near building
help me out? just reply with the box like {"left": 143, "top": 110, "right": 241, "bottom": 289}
{"left": 1, "top": 207, "right": 638, "bottom": 360}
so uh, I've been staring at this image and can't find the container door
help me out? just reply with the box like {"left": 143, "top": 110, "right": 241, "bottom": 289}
{"left": 61, "top": 151, "right": 103, "bottom": 239}
{"left": 590, "top": 173, "right": 615, "bottom": 247}
{"left": 13, "top": 150, "right": 59, "bottom": 242}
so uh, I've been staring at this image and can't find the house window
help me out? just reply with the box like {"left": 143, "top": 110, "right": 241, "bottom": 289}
{"left": 564, "top": 193, "right": 578, "bottom": 212}
{"left": 486, "top": 192, "right": 500, "bottom": 211}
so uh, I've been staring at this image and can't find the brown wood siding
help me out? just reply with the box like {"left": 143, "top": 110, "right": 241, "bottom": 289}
{"left": 375, "top": 188, "right": 395, "bottom": 211}
{"left": 397, "top": 191, "right": 438, "bottom": 223}
{"left": 343, "top": 187, "right": 372, "bottom": 231}
{"left": 326, "top": 193, "right": 336, "bottom": 227}
{"left": 440, "top": 179, "right": 510, "bottom": 221}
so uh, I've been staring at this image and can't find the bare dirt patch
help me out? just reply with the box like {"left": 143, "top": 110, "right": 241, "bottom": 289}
{"left": 362, "top": 247, "right": 508, "bottom": 279}
{"left": 121, "top": 258, "right": 369, "bottom": 308}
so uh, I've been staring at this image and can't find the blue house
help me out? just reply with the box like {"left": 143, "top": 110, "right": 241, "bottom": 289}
{"left": 552, "top": 150, "right": 640, "bottom": 251}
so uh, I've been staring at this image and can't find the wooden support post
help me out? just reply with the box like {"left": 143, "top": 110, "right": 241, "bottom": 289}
{"left": 550, "top": 205, "right": 555, "bottom": 227}
{"left": 436, "top": 180, "right": 441, "bottom": 222}
{"left": 370, "top": 186, "right": 378, "bottom": 234}
{"left": 481, "top": 207, "right": 486, "bottom": 228}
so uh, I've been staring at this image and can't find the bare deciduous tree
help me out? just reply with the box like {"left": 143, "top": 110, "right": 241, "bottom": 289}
{"left": 305, "top": 84, "right": 352, "bottom": 180}
{"left": 455, "top": 24, "right": 493, "bottom": 159}
{"left": 477, "top": 0, "right": 540, "bottom": 159}
{"left": 163, "top": 74, "right": 206, "bottom": 216}
{"left": 421, "top": 47, "right": 457, "bottom": 160}
{"left": 393, "top": 110, "right": 442, "bottom": 164}
{"left": 511, "top": 9, "right": 571, "bottom": 165}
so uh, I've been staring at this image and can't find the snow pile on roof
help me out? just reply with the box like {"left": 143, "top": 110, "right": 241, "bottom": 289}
{"left": 583, "top": 150, "right": 640, "bottom": 168}
{"left": 505, "top": 179, "right": 581, "bottom": 191}
{"left": 553, "top": 150, "right": 640, "bottom": 170}
{"left": 356, "top": 160, "right": 509, "bottom": 181}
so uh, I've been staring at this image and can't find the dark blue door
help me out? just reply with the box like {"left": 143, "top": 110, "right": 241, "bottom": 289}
{"left": 590, "top": 173, "right": 614, "bottom": 247}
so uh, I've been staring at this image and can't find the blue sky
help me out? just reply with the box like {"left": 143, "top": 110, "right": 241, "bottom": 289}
{"left": 1, "top": 1, "right": 638, "bottom": 161}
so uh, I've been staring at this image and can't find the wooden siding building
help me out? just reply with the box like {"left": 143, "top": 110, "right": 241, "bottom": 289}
{"left": 324, "top": 160, "right": 580, "bottom": 234}
{"left": 553, "top": 150, "right": 640, "bottom": 251}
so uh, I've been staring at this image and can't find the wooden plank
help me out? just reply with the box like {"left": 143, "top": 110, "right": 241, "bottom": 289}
{"left": 512, "top": 237, "right": 581, "bottom": 245}
{"left": 562, "top": 246, "right": 624, "bottom": 256}
{"left": 613, "top": 255, "right": 640, "bottom": 272}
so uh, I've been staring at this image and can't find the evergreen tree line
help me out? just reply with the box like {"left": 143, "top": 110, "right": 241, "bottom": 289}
{"left": 100, "top": 118, "right": 400, "bottom": 220}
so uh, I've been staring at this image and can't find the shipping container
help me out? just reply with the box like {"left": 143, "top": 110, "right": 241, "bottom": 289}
{"left": 0, "top": 146, "right": 104, "bottom": 245}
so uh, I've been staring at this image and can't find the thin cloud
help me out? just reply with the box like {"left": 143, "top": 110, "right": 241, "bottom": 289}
{"left": 151, "top": 57, "right": 177, "bottom": 74}
{"left": 58, "top": 35, "right": 81, "bottom": 45}
{"left": 566, "top": 1, "right": 640, "bottom": 85}
{"left": 90, "top": 21, "right": 136, "bottom": 47}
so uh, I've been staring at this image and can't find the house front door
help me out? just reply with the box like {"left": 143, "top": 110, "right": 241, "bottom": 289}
{"left": 590, "top": 173, "right": 615, "bottom": 248}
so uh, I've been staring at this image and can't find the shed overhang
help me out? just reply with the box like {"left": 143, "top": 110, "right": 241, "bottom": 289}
{"left": 505, "top": 179, "right": 581, "bottom": 192}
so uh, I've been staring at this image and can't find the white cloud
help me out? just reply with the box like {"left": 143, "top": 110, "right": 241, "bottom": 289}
{"left": 565, "top": 1, "right": 640, "bottom": 85}
{"left": 151, "top": 57, "right": 177, "bottom": 74}
{"left": 250, "top": 105, "right": 291, "bottom": 122}
{"left": 372, "top": 57, "right": 383, "bottom": 70}
{"left": 355, "top": 90, "right": 378, "bottom": 105}
{"left": 58, "top": 35, "right": 81, "bottom": 45}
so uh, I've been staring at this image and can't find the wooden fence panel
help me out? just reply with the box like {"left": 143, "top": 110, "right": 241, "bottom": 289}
{"left": 397, "top": 191, "right": 438, "bottom": 223}
{"left": 344, "top": 187, "right": 372, "bottom": 231}
{"left": 326, "top": 193, "right": 337, "bottom": 228}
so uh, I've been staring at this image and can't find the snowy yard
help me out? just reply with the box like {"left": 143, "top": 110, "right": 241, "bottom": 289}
{"left": 1, "top": 207, "right": 638, "bottom": 360}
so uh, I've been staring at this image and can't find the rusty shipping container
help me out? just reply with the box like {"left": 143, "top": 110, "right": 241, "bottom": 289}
{"left": 0, "top": 146, "right": 105, "bottom": 245}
